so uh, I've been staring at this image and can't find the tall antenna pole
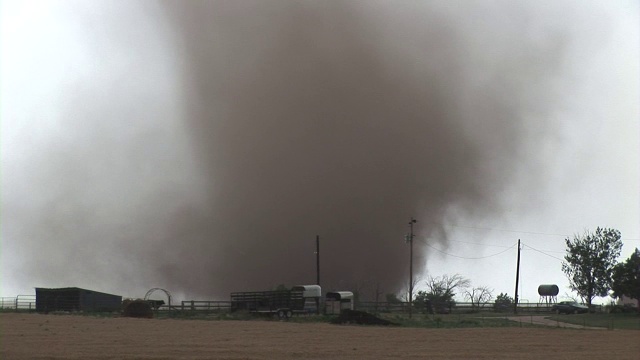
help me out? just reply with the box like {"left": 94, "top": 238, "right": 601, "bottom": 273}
{"left": 408, "top": 217, "right": 417, "bottom": 319}
{"left": 514, "top": 239, "right": 521, "bottom": 314}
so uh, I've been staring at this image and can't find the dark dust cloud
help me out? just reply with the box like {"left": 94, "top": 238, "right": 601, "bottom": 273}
{"left": 3, "top": 1, "right": 584, "bottom": 298}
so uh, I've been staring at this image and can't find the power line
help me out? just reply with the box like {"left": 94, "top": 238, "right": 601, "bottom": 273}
{"left": 522, "top": 241, "right": 638, "bottom": 261}
{"left": 412, "top": 231, "right": 637, "bottom": 261}
{"left": 426, "top": 221, "right": 568, "bottom": 237}
{"left": 418, "top": 240, "right": 517, "bottom": 260}
{"left": 448, "top": 239, "right": 513, "bottom": 248}
{"left": 424, "top": 220, "right": 640, "bottom": 241}
{"left": 522, "top": 247, "right": 565, "bottom": 254}
{"left": 521, "top": 243, "right": 564, "bottom": 262}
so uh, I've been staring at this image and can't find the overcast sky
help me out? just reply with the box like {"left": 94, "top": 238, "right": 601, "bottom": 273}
{"left": 1, "top": 0, "right": 638, "bottom": 304}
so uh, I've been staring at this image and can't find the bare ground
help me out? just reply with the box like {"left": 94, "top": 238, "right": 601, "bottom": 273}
{"left": 1, "top": 313, "right": 638, "bottom": 359}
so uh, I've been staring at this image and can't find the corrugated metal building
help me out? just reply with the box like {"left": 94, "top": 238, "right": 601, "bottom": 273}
{"left": 35, "top": 287, "right": 122, "bottom": 313}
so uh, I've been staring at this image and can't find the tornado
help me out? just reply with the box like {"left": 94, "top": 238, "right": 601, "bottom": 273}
{"left": 2, "top": 0, "right": 631, "bottom": 299}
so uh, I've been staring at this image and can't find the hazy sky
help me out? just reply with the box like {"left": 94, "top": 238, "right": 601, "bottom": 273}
{"left": 1, "top": 0, "right": 638, "bottom": 304}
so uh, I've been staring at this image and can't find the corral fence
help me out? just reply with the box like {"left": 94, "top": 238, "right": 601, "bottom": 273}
{"left": 0, "top": 295, "right": 232, "bottom": 314}
{"left": 155, "top": 300, "right": 603, "bottom": 315}
{"left": 156, "top": 301, "right": 232, "bottom": 313}
{"left": 0, "top": 295, "right": 36, "bottom": 311}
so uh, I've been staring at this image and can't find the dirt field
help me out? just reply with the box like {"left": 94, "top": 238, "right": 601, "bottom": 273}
{"left": 1, "top": 313, "right": 638, "bottom": 359}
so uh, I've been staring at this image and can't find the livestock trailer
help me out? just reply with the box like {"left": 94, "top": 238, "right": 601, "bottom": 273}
{"left": 230, "top": 285, "right": 321, "bottom": 318}
{"left": 325, "top": 291, "right": 354, "bottom": 315}
{"left": 291, "top": 285, "right": 321, "bottom": 314}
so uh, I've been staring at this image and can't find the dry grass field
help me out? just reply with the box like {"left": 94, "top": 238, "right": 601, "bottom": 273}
{"left": 1, "top": 313, "right": 638, "bottom": 359}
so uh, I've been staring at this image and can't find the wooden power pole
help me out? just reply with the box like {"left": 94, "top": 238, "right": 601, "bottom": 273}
{"left": 514, "top": 239, "right": 521, "bottom": 314}
{"left": 408, "top": 217, "right": 417, "bottom": 319}
{"left": 316, "top": 235, "right": 320, "bottom": 286}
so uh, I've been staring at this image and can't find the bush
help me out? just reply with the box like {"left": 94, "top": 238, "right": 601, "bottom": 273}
{"left": 608, "top": 304, "right": 638, "bottom": 314}
{"left": 122, "top": 299, "right": 153, "bottom": 318}
{"left": 493, "top": 293, "right": 513, "bottom": 312}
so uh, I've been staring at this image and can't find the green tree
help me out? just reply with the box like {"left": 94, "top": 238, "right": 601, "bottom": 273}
{"left": 493, "top": 292, "right": 513, "bottom": 312}
{"left": 561, "top": 227, "right": 623, "bottom": 307}
{"left": 611, "top": 248, "right": 640, "bottom": 310}
{"left": 413, "top": 290, "right": 430, "bottom": 312}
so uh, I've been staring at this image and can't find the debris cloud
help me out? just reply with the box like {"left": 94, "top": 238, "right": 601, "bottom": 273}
{"left": 2, "top": 0, "right": 626, "bottom": 299}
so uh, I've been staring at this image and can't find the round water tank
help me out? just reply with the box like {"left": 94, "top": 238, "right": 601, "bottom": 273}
{"left": 537, "top": 284, "right": 559, "bottom": 296}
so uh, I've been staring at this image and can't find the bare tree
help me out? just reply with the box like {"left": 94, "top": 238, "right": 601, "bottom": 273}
{"left": 344, "top": 280, "right": 366, "bottom": 305}
{"left": 370, "top": 278, "right": 384, "bottom": 315}
{"left": 371, "top": 279, "right": 384, "bottom": 302}
{"left": 423, "top": 274, "right": 471, "bottom": 302}
{"left": 402, "top": 275, "right": 423, "bottom": 303}
{"left": 464, "top": 286, "right": 494, "bottom": 309}
{"left": 413, "top": 274, "right": 470, "bottom": 314}
{"left": 336, "top": 278, "right": 385, "bottom": 307}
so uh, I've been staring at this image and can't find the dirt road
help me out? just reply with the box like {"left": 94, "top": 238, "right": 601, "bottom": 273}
{"left": 505, "top": 315, "right": 606, "bottom": 330}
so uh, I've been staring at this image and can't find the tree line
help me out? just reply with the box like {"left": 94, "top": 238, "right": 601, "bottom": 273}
{"left": 391, "top": 227, "right": 638, "bottom": 312}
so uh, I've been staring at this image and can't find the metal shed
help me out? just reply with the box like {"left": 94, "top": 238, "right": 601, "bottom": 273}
{"left": 35, "top": 287, "right": 122, "bottom": 313}
{"left": 325, "top": 291, "right": 354, "bottom": 315}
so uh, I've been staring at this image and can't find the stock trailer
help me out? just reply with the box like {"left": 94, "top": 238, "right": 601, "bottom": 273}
{"left": 230, "top": 285, "right": 321, "bottom": 319}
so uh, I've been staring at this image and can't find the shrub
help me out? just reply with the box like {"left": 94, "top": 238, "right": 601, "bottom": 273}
{"left": 122, "top": 299, "right": 153, "bottom": 318}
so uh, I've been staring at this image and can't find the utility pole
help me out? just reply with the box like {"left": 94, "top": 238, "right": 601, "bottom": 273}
{"left": 407, "top": 217, "right": 417, "bottom": 319}
{"left": 316, "top": 235, "right": 320, "bottom": 315}
{"left": 316, "top": 235, "right": 320, "bottom": 286}
{"left": 514, "top": 239, "right": 521, "bottom": 314}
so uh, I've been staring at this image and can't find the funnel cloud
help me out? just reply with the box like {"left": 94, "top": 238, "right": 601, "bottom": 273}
{"left": 2, "top": 1, "right": 629, "bottom": 299}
